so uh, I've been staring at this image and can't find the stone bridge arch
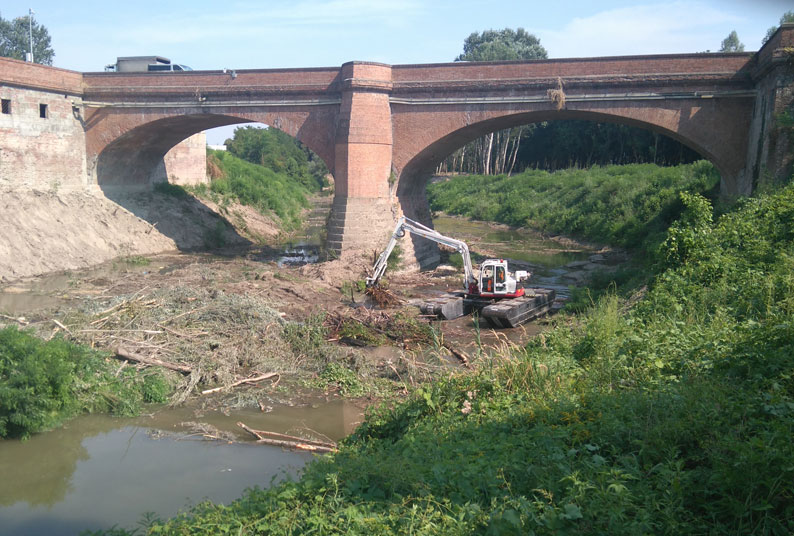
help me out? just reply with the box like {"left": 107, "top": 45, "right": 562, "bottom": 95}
{"left": 85, "top": 108, "right": 338, "bottom": 189}
{"left": 393, "top": 100, "right": 751, "bottom": 201}
{"left": 388, "top": 97, "right": 753, "bottom": 267}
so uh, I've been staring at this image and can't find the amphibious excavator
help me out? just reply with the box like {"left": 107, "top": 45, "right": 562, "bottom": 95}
{"left": 366, "top": 217, "right": 555, "bottom": 328}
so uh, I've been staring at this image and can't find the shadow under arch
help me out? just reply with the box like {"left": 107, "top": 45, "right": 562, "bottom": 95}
{"left": 95, "top": 113, "right": 333, "bottom": 252}
{"left": 394, "top": 110, "right": 717, "bottom": 269}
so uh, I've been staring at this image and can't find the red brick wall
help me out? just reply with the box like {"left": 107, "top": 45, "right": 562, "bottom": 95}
{"left": 0, "top": 84, "right": 87, "bottom": 190}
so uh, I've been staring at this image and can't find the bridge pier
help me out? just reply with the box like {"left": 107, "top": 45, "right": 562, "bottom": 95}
{"left": 326, "top": 62, "right": 399, "bottom": 260}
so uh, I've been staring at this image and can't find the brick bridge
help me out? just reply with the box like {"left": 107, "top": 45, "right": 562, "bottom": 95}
{"left": 2, "top": 25, "right": 792, "bottom": 266}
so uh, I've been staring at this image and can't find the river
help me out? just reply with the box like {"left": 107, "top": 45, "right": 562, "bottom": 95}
{"left": 0, "top": 399, "right": 362, "bottom": 535}
{"left": 0, "top": 208, "right": 619, "bottom": 535}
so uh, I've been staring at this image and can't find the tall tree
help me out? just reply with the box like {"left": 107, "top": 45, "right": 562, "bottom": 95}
{"left": 443, "top": 28, "right": 547, "bottom": 176}
{"left": 0, "top": 13, "right": 54, "bottom": 65}
{"left": 762, "top": 11, "right": 794, "bottom": 45}
{"left": 719, "top": 30, "right": 744, "bottom": 52}
{"left": 456, "top": 28, "right": 548, "bottom": 62}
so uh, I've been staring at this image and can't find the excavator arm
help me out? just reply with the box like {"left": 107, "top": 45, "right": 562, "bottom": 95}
{"left": 366, "top": 217, "right": 477, "bottom": 290}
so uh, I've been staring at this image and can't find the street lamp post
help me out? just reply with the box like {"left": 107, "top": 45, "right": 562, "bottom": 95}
{"left": 27, "top": 8, "right": 35, "bottom": 63}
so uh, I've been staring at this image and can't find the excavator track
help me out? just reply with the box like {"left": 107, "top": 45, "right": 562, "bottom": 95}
{"left": 418, "top": 293, "right": 465, "bottom": 320}
{"left": 417, "top": 288, "right": 556, "bottom": 327}
{"left": 480, "top": 288, "right": 556, "bottom": 328}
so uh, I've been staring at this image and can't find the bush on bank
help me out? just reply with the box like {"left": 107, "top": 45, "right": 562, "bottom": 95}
{"left": 427, "top": 161, "right": 720, "bottom": 256}
{"left": 0, "top": 327, "right": 171, "bottom": 439}
{"left": 134, "top": 181, "right": 794, "bottom": 533}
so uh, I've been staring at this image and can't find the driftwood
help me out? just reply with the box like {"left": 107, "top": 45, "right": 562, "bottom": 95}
{"left": 0, "top": 313, "right": 28, "bottom": 325}
{"left": 52, "top": 319, "right": 72, "bottom": 335}
{"left": 237, "top": 422, "right": 337, "bottom": 453}
{"left": 113, "top": 346, "right": 193, "bottom": 374}
{"left": 442, "top": 342, "right": 471, "bottom": 368}
{"left": 200, "top": 372, "right": 280, "bottom": 395}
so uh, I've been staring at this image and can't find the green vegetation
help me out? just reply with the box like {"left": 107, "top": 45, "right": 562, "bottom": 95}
{"left": 0, "top": 327, "right": 171, "bottom": 439}
{"left": 153, "top": 181, "right": 191, "bottom": 199}
{"left": 197, "top": 150, "right": 310, "bottom": 230}
{"left": 112, "top": 175, "right": 794, "bottom": 534}
{"left": 428, "top": 161, "right": 720, "bottom": 256}
{"left": 118, "top": 255, "right": 151, "bottom": 267}
{"left": 224, "top": 126, "right": 328, "bottom": 192}
{"left": 0, "top": 13, "right": 54, "bottom": 65}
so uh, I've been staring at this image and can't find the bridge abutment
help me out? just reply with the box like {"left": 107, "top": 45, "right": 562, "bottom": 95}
{"left": 745, "top": 24, "right": 794, "bottom": 193}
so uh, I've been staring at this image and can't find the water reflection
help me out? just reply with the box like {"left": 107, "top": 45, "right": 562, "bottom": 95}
{"left": 0, "top": 399, "right": 362, "bottom": 536}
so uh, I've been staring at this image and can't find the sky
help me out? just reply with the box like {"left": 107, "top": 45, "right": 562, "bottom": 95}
{"left": 3, "top": 0, "right": 789, "bottom": 143}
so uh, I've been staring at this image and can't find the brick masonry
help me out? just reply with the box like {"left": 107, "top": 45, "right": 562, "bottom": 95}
{"left": 0, "top": 84, "right": 86, "bottom": 191}
{"left": 1, "top": 27, "right": 792, "bottom": 268}
{"left": 163, "top": 132, "right": 208, "bottom": 186}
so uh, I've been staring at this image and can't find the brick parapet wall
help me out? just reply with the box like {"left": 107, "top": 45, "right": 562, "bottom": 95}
{"left": 0, "top": 57, "right": 82, "bottom": 95}
{"left": 82, "top": 68, "right": 342, "bottom": 101}
{"left": 392, "top": 53, "right": 754, "bottom": 82}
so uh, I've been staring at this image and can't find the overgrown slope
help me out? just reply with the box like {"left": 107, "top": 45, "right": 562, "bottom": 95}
{"left": 143, "top": 180, "right": 794, "bottom": 534}
{"left": 427, "top": 161, "right": 720, "bottom": 255}
{"left": 0, "top": 327, "right": 170, "bottom": 439}
{"left": 199, "top": 150, "right": 310, "bottom": 230}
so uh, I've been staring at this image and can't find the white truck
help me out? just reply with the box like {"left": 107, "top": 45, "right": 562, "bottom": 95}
{"left": 105, "top": 56, "right": 193, "bottom": 72}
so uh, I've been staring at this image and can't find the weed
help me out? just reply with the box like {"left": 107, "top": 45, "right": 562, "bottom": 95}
{"left": 427, "top": 161, "right": 720, "bottom": 260}
{"left": 317, "top": 362, "right": 366, "bottom": 396}
{"left": 200, "top": 150, "right": 310, "bottom": 230}
{"left": 386, "top": 244, "right": 402, "bottom": 271}
{"left": 203, "top": 220, "right": 227, "bottom": 249}
{"left": 120, "top": 255, "right": 151, "bottom": 267}
{"left": 0, "top": 327, "right": 174, "bottom": 439}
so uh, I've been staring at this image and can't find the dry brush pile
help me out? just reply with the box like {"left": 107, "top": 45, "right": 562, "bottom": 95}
{"left": 56, "top": 286, "right": 340, "bottom": 402}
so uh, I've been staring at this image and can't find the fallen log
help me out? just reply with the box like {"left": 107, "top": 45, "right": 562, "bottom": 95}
{"left": 201, "top": 373, "right": 279, "bottom": 395}
{"left": 113, "top": 346, "right": 193, "bottom": 374}
{"left": 237, "top": 422, "right": 337, "bottom": 453}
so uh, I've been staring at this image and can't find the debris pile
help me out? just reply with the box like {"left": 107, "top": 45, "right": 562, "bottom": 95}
{"left": 61, "top": 287, "right": 297, "bottom": 401}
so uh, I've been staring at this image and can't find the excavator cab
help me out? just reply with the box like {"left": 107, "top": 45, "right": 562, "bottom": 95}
{"left": 478, "top": 259, "right": 525, "bottom": 298}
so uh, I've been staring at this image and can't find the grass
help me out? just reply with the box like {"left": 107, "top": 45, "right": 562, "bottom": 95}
{"left": 193, "top": 150, "right": 311, "bottom": 231}
{"left": 113, "top": 176, "right": 794, "bottom": 534}
{"left": 427, "top": 161, "right": 720, "bottom": 258}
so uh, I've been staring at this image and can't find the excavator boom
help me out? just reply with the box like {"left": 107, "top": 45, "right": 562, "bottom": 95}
{"left": 366, "top": 217, "right": 476, "bottom": 289}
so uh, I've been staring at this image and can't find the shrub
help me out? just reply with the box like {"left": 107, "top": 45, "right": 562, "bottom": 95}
{"left": 0, "top": 327, "right": 174, "bottom": 439}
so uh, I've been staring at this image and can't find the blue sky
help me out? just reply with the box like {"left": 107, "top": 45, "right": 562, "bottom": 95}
{"left": 3, "top": 0, "right": 789, "bottom": 143}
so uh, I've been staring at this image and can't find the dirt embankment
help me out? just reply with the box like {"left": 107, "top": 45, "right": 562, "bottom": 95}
{"left": 0, "top": 188, "right": 282, "bottom": 283}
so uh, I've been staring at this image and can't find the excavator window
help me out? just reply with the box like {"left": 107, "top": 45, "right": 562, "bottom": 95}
{"left": 495, "top": 266, "right": 506, "bottom": 292}
{"left": 482, "top": 268, "right": 494, "bottom": 293}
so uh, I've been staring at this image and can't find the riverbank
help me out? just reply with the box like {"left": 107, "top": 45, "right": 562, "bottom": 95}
{"left": 0, "top": 186, "right": 289, "bottom": 283}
